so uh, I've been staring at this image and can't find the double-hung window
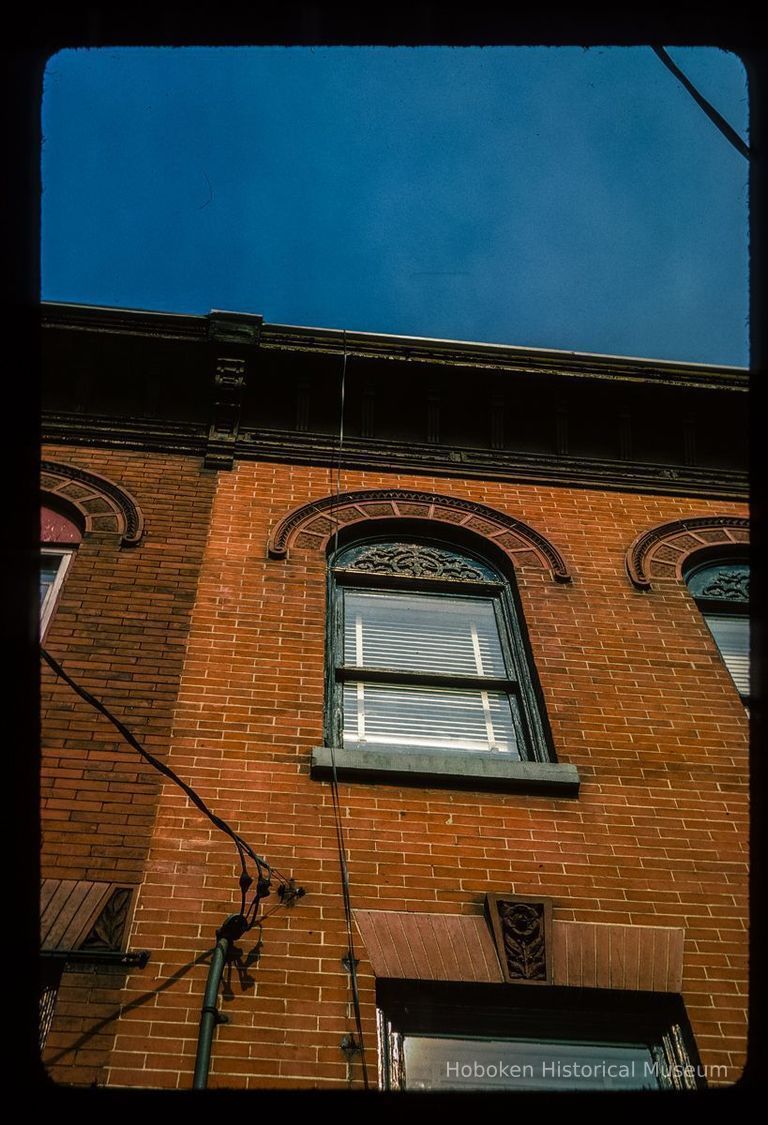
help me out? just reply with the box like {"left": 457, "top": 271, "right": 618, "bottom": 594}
{"left": 40, "top": 505, "right": 80, "bottom": 639}
{"left": 377, "top": 980, "right": 704, "bottom": 1092}
{"left": 685, "top": 557, "right": 749, "bottom": 703}
{"left": 313, "top": 540, "right": 577, "bottom": 794}
{"left": 41, "top": 550, "right": 73, "bottom": 625}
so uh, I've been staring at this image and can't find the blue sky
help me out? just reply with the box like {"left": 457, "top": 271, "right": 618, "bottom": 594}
{"left": 41, "top": 47, "right": 749, "bottom": 366}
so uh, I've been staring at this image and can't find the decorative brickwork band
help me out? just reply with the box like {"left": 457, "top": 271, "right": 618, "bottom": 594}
{"left": 485, "top": 893, "right": 553, "bottom": 984}
{"left": 267, "top": 489, "right": 572, "bottom": 582}
{"left": 41, "top": 461, "right": 146, "bottom": 546}
{"left": 625, "top": 516, "right": 749, "bottom": 590}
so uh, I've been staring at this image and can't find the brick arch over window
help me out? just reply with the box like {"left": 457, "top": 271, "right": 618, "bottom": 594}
{"left": 625, "top": 516, "right": 749, "bottom": 590}
{"left": 41, "top": 460, "right": 145, "bottom": 547}
{"left": 267, "top": 489, "right": 571, "bottom": 583}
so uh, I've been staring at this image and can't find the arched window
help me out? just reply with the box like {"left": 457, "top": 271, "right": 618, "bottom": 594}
{"left": 312, "top": 536, "right": 578, "bottom": 795}
{"left": 41, "top": 504, "right": 81, "bottom": 639}
{"left": 684, "top": 555, "right": 750, "bottom": 703}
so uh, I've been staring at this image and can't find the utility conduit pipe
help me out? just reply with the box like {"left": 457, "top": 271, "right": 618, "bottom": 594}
{"left": 193, "top": 914, "right": 248, "bottom": 1090}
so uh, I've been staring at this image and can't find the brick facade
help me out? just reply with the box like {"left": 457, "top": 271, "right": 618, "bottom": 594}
{"left": 41, "top": 455, "right": 747, "bottom": 1088}
{"left": 40, "top": 446, "right": 218, "bottom": 1083}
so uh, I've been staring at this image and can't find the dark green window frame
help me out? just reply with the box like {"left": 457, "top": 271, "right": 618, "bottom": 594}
{"left": 684, "top": 550, "right": 750, "bottom": 704}
{"left": 311, "top": 537, "right": 579, "bottom": 796}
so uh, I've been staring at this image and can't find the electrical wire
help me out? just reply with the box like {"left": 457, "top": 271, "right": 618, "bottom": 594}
{"left": 324, "top": 329, "right": 370, "bottom": 1088}
{"left": 332, "top": 328, "right": 348, "bottom": 561}
{"left": 652, "top": 46, "right": 750, "bottom": 160}
{"left": 40, "top": 646, "right": 287, "bottom": 924}
{"left": 329, "top": 743, "right": 370, "bottom": 1089}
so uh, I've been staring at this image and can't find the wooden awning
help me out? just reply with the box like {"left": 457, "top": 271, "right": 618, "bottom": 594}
{"left": 552, "top": 920, "right": 684, "bottom": 993}
{"left": 354, "top": 910, "right": 503, "bottom": 983}
{"left": 40, "top": 879, "right": 123, "bottom": 952}
{"left": 354, "top": 909, "right": 684, "bottom": 993}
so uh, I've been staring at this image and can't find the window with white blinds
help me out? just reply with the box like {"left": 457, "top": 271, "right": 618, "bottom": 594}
{"left": 685, "top": 557, "right": 749, "bottom": 703}
{"left": 343, "top": 590, "right": 507, "bottom": 678}
{"left": 329, "top": 540, "right": 550, "bottom": 761}
{"left": 342, "top": 682, "right": 522, "bottom": 755}
{"left": 704, "top": 613, "right": 750, "bottom": 698}
{"left": 340, "top": 588, "right": 520, "bottom": 754}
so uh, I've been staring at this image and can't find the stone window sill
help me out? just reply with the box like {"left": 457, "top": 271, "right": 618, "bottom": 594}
{"left": 310, "top": 746, "right": 580, "bottom": 797}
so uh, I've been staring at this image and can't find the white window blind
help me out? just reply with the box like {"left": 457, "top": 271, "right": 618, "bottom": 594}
{"left": 340, "top": 587, "right": 520, "bottom": 754}
{"left": 705, "top": 613, "right": 750, "bottom": 698}
{"left": 342, "top": 682, "right": 521, "bottom": 755}
{"left": 342, "top": 589, "right": 507, "bottom": 677}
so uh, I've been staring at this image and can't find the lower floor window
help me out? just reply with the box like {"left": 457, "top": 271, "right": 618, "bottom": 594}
{"left": 401, "top": 1034, "right": 657, "bottom": 1091}
{"left": 39, "top": 959, "right": 64, "bottom": 1050}
{"left": 377, "top": 980, "right": 704, "bottom": 1092}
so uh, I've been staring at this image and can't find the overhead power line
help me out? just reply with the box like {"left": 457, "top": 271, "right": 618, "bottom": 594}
{"left": 652, "top": 46, "right": 750, "bottom": 160}
{"left": 41, "top": 646, "right": 287, "bottom": 922}
{"left": 324, "top": 333, "right": 370, "bottom": 1089}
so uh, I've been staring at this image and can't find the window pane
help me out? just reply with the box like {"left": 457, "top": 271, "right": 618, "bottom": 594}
{"left": 39, "top": 961, "right": 64, "bottom": 1050}
{"left": 342, "top": 682, "right": 521, "bottom": 755}
{"left": 40, "top": 554, "right": 63, "bottom": 604}
{"left": 705, "top": 613, "right": 750, "bottom": 697}
{"left": 343, "top": 589, "right": 507, "bottom": 677}
{"left": 402, "top": 1035, "right": 659, "bottom": 1091}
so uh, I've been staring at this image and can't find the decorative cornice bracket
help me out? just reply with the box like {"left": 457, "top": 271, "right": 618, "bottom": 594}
{"left": 204, "top": 311, "right": 263, "bottom": 470}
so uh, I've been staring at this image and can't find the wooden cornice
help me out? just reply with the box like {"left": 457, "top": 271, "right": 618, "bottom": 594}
{"left": 41, "top": 302, "right": 207, "bottom": 341}
{"left": 258, "top": 323, "right": 748, "bottom": 393}
{"left": 42, "top": 411, "right": 748, "bottom": 500}
{"left": 41, "top": 304, "right": 748, "bottom": 496}
{"left": 42, "top": 302, "right": 748, "bottom": 393}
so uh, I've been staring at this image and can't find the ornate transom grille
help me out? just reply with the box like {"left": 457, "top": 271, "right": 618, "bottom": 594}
{"left": 341, "top": 543, "right": 490, "bottom": 581}
{"left": 696, "top": 569, "right": 749, "bottom": 602}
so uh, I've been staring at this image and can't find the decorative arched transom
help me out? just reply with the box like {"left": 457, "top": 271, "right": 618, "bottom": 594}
{"left": 41, "top": 461, "right": 145, "bottom": 547}
{"left": 625, "top": 516, "right": 749, "bottom": 591}
{"left": 267, "top": 489, "right": 571, "bottom": 583}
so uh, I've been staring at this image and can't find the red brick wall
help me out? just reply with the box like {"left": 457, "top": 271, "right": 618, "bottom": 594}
{"left": 40, "top": 446, "right": 218, "bottom": 1082}
{"left": 41, "top": 454, "right": 748, "bottom": 1088}
{"left": 42, "top": 968, "right": 134, "bottom": 1087}
{"left": 94, "top": 461, "right": 748, "bottom": 1091}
